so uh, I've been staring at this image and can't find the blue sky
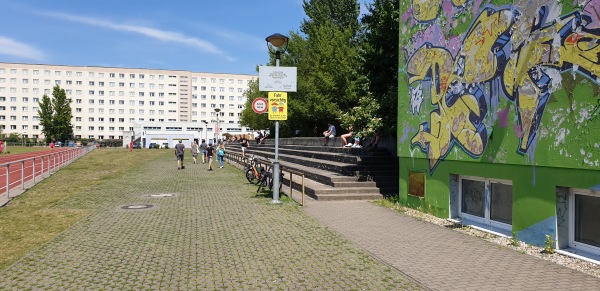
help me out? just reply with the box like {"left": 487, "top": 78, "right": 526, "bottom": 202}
{"left": 0, "top": 0, "right": 369, "bottom": 75}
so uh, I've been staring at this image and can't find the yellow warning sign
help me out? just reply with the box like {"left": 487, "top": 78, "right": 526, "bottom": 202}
{"left": 268, "top": 92, "right": 287, "bottom": 120}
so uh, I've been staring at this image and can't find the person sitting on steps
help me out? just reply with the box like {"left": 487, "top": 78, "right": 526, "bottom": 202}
{"left": 322, "top": 123, "right": 336, "bottom": 146}
{"left": 341, "top": 126, "right": 354, "bottom": 147}
{"left": 259, "top": 129, "right": 269, "bottom": 144}
{"left": 255, "top": 131, "right": 263, "bottom": 144}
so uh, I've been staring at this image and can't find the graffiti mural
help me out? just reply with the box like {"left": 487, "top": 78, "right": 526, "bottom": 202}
{"left": 403, "top": 1, "right": 600, "bottom": 174}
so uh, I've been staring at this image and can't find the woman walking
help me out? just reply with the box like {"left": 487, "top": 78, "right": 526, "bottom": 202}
{"left": 191, "top": 141, "right": 199, "bottom": 164}
{"left": 217, "top": 143, "right": 226, "bottom": 168}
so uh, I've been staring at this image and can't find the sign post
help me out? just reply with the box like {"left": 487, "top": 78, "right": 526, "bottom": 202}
{"left": 261, "top": 33, "right": 296, "bottom": 205}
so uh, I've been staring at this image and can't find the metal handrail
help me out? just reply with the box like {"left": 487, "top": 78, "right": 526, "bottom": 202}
{"left": 0, "top": 145, "right": 95, "bottom": 205}
{"left": 224, "top": 151, "right": 305, "bottom": 206}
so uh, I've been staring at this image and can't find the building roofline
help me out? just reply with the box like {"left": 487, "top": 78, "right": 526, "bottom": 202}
{"left": 0, "top": 61, "right": 258, "bottom": 77}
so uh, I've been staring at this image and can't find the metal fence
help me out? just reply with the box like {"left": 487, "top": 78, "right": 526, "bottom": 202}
{"left": 0, "top": 146, "right": 95, "bottom": 206}
{"left": 224, "top": 151, "right": 305, "bottom": 205}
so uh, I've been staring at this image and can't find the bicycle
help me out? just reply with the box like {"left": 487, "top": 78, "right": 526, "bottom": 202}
{"left": 256, "top": 161, "right": 283, "bottom": 193}
{"left": 244, "top": 156, "right": 264, "bottom": 185}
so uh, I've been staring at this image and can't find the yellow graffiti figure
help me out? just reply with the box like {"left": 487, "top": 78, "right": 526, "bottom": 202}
{"left": 407, "top": 5, "right": 600, "bottom": 171}
{"left": 408, "top": 8, "right": 514, "bottom": 171}
{"left": 503, "top": 11, "right": 600, "bottom": 153}
{"left": 412, "top": 0, "right": 468, "bottom": 22}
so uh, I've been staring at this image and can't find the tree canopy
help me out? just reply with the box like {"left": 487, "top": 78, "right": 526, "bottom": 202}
{"left": 37, "top": 85, "right": 74, "bottom": 142}
{"left": 240, "top": 0, "right": 399, "bottom": 138}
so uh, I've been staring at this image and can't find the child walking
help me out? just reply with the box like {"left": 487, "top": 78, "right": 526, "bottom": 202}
{"left": 206, "top": 143, "right": 214, "bottom": 171}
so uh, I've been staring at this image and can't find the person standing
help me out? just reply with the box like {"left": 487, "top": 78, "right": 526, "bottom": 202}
{"left": 191, "top": 141, "right": 199, "bottom": 164}
{"left": 175, "top": 140, "right": 185, "bottom": 170}
{"left": 50, "top": 141, "right": 55, "bottom": 149}
{"left": 323, "top": 123, "right": 336, "bottom": 146}
{"left": 206, "top": 143, "right": 214, "bottom": 171}
{"left": 0, "top": 140, "right": 4, "bottom": 154}
{"left": 129, "top": 141, "right": 134, "bottom": 152}
{"left": 217, "top": 143, "right": 225, "bottom": 168}
{"left": 200, "top": 139, "right": 208, "bottom": 163}
{"left": 240, "top": 136, "right": 249, "bottom": 158}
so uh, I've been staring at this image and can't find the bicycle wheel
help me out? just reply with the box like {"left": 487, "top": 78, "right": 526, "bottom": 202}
{"left": 246, "top": 168, "right": 258, "bottom": 184}
{"left": 268, "top": 173, "right": 284, "bottom": 192}
{"left": 257, "top": 173, "right": 269, "bottom": 193}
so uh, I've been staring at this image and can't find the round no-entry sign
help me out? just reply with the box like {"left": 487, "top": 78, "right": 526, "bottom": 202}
{"left": 252, "top": 98, "right": 268, "bottom": 114}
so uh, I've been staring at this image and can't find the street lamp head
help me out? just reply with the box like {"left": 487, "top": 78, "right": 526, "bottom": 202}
{"left": 214, "top": 108, "right": 221, "bottom": 113}
{"left": 266, "top": 33, "right": 288, "bottom": 48}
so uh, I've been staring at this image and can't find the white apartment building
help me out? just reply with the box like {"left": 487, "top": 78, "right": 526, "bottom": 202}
{"left": 0, "top": 62, "right": 256, "bottom": 142}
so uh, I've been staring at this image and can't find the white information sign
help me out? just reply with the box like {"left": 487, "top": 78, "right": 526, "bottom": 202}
{"left": 259, "top": 66, "right": 297, "bottom": 92}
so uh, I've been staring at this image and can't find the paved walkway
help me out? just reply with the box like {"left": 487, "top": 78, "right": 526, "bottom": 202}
{"left": 303, "top": 200, "right": 600, "bottom": 290}
{"left": 0, "top": 151, "right": 599, "bottom": 290}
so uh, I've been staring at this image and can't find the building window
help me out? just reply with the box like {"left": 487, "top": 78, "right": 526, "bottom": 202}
{"left": 458, "top": 176, "right": 512, "bottom": 232}
{"left": 564, "top": 189, "right": 600, "bottom": 257}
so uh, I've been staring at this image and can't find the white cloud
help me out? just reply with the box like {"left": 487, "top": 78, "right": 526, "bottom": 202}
{"left": 0, "top": 36, "right": 45, "bottom": 61}
{"left": 193, "top": 24, "right": 265, "bottom": 52}
{"left": 39, "top": 12, "right": 235, "bottom": 61}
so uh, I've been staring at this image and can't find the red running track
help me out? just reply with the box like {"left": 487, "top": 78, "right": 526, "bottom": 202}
{"left": 0, "top": 147, "right": 88, "bottom": 202}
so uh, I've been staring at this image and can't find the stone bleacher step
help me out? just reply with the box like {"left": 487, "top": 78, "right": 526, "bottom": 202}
{"left": 231, "top": 143, "right": 393, "bottom": 201}
{"left": 280, "top": 168, "right": 382, "bottom": 201}
{"left": 309, "top": 193, "right": 383, "bottom": 201}
{"left": 331, "top": 181, "right": 377, "bottom": 187}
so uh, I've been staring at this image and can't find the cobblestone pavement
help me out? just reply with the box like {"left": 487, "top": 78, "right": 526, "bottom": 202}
{"left": 302, "top": 200, "right": 600, "bottom": 290}
{"left": 0, "top": 153, "right": 420, "bottom": 290}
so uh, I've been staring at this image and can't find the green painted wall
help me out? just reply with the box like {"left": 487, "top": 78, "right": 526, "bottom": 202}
{"left": 400, "top": 157, "right": 599, "bottom": 231}
{"left": 397, "top": 0, "right": 600, "bottom": 238}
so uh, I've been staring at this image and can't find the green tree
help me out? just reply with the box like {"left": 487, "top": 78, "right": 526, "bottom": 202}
{"left": 338, "top": 94, "right": 383, "bottom": 139}
{"left": 37, "top": 85, "right": 73, "bottom": 142}
{"left": 359, "top": 0, "right": 399, "bottom": 136}
{"left": 239, "top": 0, "right": 367, "bottom": 136}
{"left": 38, "top": 93, "right": 54, "bottom": 142}
{"left": 299, "top": 0, "right": 362, "bottom": 126}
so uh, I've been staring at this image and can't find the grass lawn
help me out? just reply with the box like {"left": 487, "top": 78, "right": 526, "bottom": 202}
{"left": 0, "top": 148, "right": 165, "bottom": 270}
{"left": 1, "top": 146, "right": 51, "bottom": 155}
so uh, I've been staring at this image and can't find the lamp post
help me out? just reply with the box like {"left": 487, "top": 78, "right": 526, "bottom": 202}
{"left": 202, "top": 120, "right": 208, "bottom": 142}
{"left": 266, "top": 33, "right": 289, "bottom": 204}
{"left": 214, "top": 108, "right": 221, "bottom": 144}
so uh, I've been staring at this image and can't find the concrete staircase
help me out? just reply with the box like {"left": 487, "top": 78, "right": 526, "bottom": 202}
{"left": 232, "top": 138, "right": 398, "bottom": 201}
